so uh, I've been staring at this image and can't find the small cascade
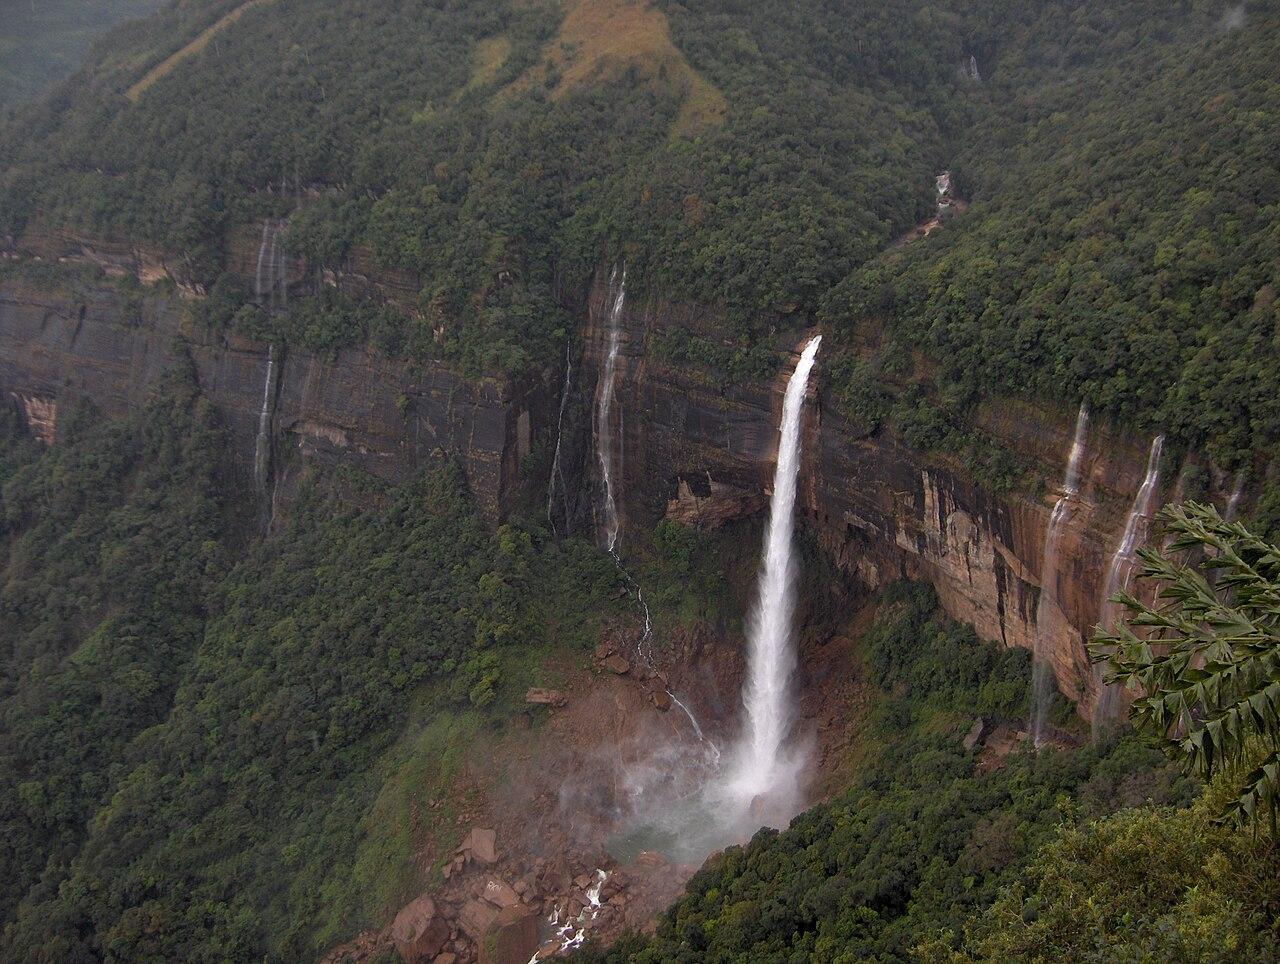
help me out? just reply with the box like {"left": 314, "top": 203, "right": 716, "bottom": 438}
{"left": 723, "top": 336, "right": 821, "bottom": 807}
{"left": 253, "top": 219, "right": 288, "bottom": 309}
{"left": 546, "top": 338, "right": 575, "bottom": 535}
{"left": 1092, "top": 434, "right": 1166, "bottom": 736}
{"left": 967, "top": 54, "right": 982, "bottom": 83}
{"left": 595, "top": 267, "right": 626, "bottom": 552}
{"left": 1031, "top": 403, "right": 1089, "bottom": 747}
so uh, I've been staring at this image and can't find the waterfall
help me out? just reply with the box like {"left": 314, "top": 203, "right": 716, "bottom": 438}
{"left": 253, "top": 344, "right": 278, "bottom": 496}
{"left": 1092, "top": 434, "right": 1165, "bottom": 736}
{"left": 724, "top": 336, "right": 821, "bottom": 804}
{"left": 1031, "top": 403, "right": 1089, "bottom": 747}
{"left": 254, "top": 219, "right": 288, "bottom": 309}
{"left": 252, "top": 219, "right": 287, "bottom": 510}
{"left": 596, "top": 268, "right": 626, "bottom": 552}
{"left": 546, "top": 338, "right": 574, "bottom": 535}
{"left": 1225, "top": 471, "right": 1247, "bottom": 521}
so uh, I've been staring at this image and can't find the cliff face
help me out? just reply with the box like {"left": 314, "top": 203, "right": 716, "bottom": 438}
{"left": 577, "top": 273, "right": 1175, "bottom": 719}
{"left": 0, "top": 237, "right": 1196, "bottom": 720}
{"left": 0, "top": 279, "right": 532, "bottom": 523}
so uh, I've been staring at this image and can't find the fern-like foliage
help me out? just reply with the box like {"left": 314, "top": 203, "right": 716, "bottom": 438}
{"left": 1089, "top": 502, "right": 1280, "bottom": 836}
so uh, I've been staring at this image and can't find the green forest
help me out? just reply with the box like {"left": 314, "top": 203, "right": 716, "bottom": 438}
{"left": 0, "top": 377, "right": 633, "bottom": 959}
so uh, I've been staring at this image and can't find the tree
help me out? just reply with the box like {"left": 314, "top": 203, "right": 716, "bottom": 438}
{"left": 1090, "top": 503, "right": 1280, "bottom": 836}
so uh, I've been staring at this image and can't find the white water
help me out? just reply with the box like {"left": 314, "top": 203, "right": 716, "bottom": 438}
{"left": 723, "top": 336, "right": 821, "bottom": 805}
{"left": 596, "top": 268, "right": 626, "bottom": 552}
{"left": 1031, "top": 403, "right": 1089, "bottom": 747}
{"left": 546, "top": 338, "right": 574, "bottom": 535}
{"left": 1092, "top": 434, "right": 1165, "bottom": 736}
{"left": 528, "top": 870, "right": 608, "bottom": 962}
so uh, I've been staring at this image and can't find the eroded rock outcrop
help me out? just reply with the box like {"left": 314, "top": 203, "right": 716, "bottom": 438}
{"left": 575, "top": 271, "right": 1185, "bottom": 720}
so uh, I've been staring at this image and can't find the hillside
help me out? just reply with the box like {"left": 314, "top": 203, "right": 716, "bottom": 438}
{"left": 2, "top": 1, "right": 1279, "bottom": 962}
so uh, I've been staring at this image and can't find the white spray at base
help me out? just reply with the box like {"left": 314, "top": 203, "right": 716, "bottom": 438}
{"left": 721, "top": 335, "right": 821, "bottom": 808}
{"left": 1092, "top": 433, "right": 1165, "bottom": 737}
{"left": 1031, "top": 403, "right": 1089, "bottom": 747}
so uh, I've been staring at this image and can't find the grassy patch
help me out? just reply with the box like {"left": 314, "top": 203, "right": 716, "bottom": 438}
{"left": 313, "top": 708, "right": 481, "bottom": 945}
{"left": 508, "top": 0, "right": 726, "bottom": 135}
{"left": 127, "top": 0, "right": 276, "bottom": 101}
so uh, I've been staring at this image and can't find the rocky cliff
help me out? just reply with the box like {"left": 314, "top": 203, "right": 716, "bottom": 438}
{"left": 0, "top": 236, "right": 1227, "bottom": 721}
{"left": 575, "top": 272, "right": 1215, "bottom": 720}
{"left": 0, "top": 271, "right": 534, "bottom": 524}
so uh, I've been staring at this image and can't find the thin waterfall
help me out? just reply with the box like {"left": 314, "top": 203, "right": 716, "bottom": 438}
{"left": 596, "top": 267, "right": 626, "bottom": 552}
{"left": 1225, "top": 471, "right": 1247, "bottom": 521}
{"left": 1092, "top": 434, "right": 1165, "bottom": 736}
{"left": 589, "top": 266, "right": 706, "bottom": 740}
{"left": 254, "top": 221, "right": 273, "bottom": 301}
{"left": 546, "top": 338, "right": 574, "bottom": 535}
{"left": 253, "top": 344, "right": 278, "bottom": 495}
{"left": 254, "top": 219, "right": 288, "bottom": 309}
{"left": 252, "top": 219, "right": 287, "bottom": 509}
{"left": 1031, "top": 403, "right": 1089, "bottom": 747}
{"left": 724, "top": 336, "right": 821, "bottom": 803}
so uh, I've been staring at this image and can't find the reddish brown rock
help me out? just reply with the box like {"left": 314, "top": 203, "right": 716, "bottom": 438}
{"left": 481, "top": 879, "right": 521, "bottom": 910}
{"left": 602, "top": 654, "right": 630, "bottom": 675}
{"left": 478, "top": 906, "right": 539, "bottom": 964}
{"left": 458, "top": 899, "right": 499, "bottom": 942}
{"left": 390, "top": 896, "right": 451, "bottom": 963}
{"left": 458, "top": 827, "right": 498, "bottom": 864}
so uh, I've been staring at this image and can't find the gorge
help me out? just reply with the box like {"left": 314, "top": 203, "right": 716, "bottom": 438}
{"left": 0, "top": 243, "right": 1240, "bottom": 732}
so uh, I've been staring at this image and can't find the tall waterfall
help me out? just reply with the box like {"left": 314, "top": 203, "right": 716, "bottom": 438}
{"left": 1031, "top": 403, "right": 1089, "bottom": 747}
{"left": 725, "top": 336, "right": 821, "bottom": 804}
{"left": 1092, "top": 434, "right": 1165, "bottom": 736}
{"left": 595, "top": 268, "right": 626, "bottom": 552}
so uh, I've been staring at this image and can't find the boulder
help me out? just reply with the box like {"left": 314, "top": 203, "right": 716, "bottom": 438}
{"left": 458, "top": 899, "right": 499, "bottom": 941}
{"left": 650, "top": 689, "right": 672, "bottom": 711}
{"left": 524, "top": 687, "right": 567, "bottom": 708}
{"left": 602, "top": 654, "right": 630, "bottom": 675}
{"left": 434, "top": 955, "right": 458, "bottom": 964}
{"left": 481, "top": 879, "right": 521, "bottom": 910}
{"left": 963, "top": 717, "right": 990, "bottom": 752}
{"left": 478, "top": 905, "right": 540, "bottom": 964}
{"left": 389, "top": 896, "right": 451, "bottom": 963}
{"left": 458, "top": 827, "right": 498, "bottom": 864}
